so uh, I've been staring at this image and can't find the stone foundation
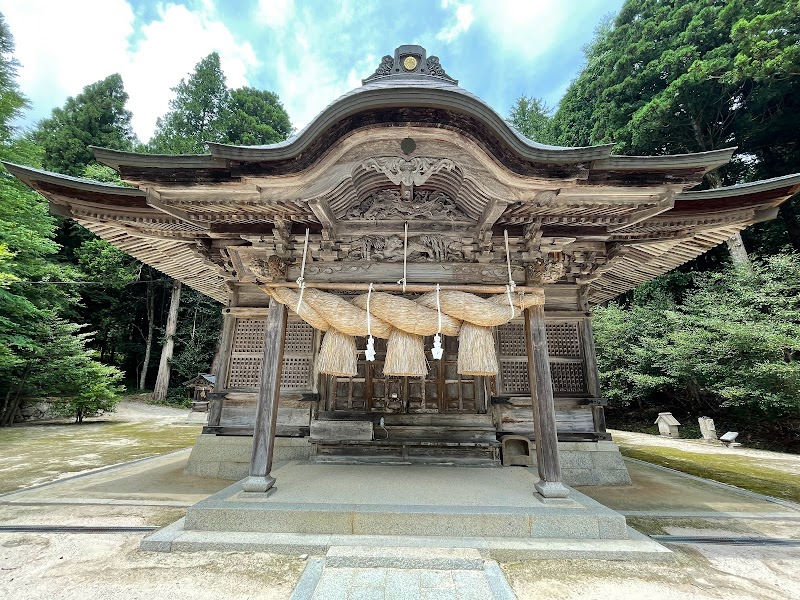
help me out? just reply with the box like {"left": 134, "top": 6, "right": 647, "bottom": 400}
{"left": 185, "top": 434, "right": 311, "bottom": 480}
{"left": 551, "top": 441, "right": 631, "bottom": 486}
{"left": 185, "top": 435, "right": 630, "bottom": 486}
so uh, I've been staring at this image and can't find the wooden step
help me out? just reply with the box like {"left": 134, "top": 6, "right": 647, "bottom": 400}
{"left": 317, "top": 411, "right": 494, "bottom": 428}
{"left": 311, "top": 442, "right": 500, "bottom": 467}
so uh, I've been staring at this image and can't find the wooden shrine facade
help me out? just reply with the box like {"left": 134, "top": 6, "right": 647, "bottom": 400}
{"left": 6, "top": 45, "right": 800, "bottom": 495}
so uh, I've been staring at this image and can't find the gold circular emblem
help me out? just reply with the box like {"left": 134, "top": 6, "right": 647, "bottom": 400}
{"left": 402, "top": 55, "right": 418, "bottom": 71}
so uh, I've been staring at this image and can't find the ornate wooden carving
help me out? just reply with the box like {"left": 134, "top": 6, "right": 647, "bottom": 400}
{"left": 526, "top": 256, "right": 567, "bottom": 284}
{"left": 346, "top": 234, "right": 463, "bottom": 262}
{"left": 362, "top": 157, "right": 457, "bottom": 187}
{"left": 344, "top": 190, "right": 470, "bottom": 222}
{"left": 239, "top": 254, "right": 288, "bottom": 282}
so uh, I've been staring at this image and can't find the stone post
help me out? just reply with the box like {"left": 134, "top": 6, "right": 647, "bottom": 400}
{"left": 524, "top": 304, "right": 570, "bottom": 498}
{"left": 242, "top": 300, "right": 288, "bottom": 493}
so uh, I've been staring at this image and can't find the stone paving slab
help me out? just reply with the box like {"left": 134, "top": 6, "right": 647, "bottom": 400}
{"left": 325, "top": 546, "right": 484, "bottom": 570}
{"left": 289, "top": 546, "right": 517, "bottom": 600}
{"left": 141, "top": 524, "right": 672, "bottom": 561}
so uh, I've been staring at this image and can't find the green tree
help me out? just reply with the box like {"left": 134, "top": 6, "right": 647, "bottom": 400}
{"left": 0, "top": 15, "right": 124, "bottom": 425}
{"left": 549, "top": 0, "right": 800, "bottom": 252}
{"left": 148, "top": 52, "right": 229, "bottom": 153}
{"left": 31, "top": 74, "right": 135, "bottom": 176}
{"left": 593, "top": 252, "right": 800, "bottom": 449}
{"left": 507, "top": 96, "right": 556, "bottom": 144}
{"left": 145, "top": 54, "right": 291, "bottom": 400}
{"left": 27, "top": 316, "right": 123, "bottom": 423}
{"left": 224, "top": 87, "right": 292, "bottom": 145}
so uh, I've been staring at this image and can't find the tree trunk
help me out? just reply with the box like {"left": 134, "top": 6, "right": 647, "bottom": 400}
{"left": 725, "top": 232, "right": 751, "bottom": 266}
{"left": 209, "top": 322, "right": 224, "bottom": 375}
{"left": 704, "top": 171, "right": 752, "bottom": 267}
{"left": 1, "top": 363, "right": 31, "bottom": 426}
{"left": 138, "top": 281, "right": 155, "bottom": 390}
{"left": 152, "top": 280, "right": 182, "bottom": 402}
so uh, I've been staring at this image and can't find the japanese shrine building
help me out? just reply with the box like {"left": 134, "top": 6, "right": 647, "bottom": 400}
{"left": 7, "top": 46, "right": 800, "bottom": 546}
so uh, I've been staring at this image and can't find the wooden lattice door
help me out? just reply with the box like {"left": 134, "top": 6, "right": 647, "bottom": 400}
{"left": 327, "top": 335, "right": 484, "bottom": 414}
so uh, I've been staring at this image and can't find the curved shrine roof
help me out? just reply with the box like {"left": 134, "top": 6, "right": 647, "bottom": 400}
{"left": 5, "top": 46, "right": 800, "bottom": 306}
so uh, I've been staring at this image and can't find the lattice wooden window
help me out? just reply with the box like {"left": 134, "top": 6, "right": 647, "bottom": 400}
{"left": 496, "top": 319, "right": 587, "bottom": 396}
{"left": 550, "top": 362, "right": 585, "bottom": 394}
{"left": 498, "top": 323, "right": 526, "bottom": 356}
{"left": 226, "top": 317, "right": 316, "bottom": 391}
{"left": 280, "top": 321, "right": 315, "bottom": 391}
{"left": 500, "top": 360, "right": 529, "bottom": 394}
{"left": 545, "top": 323, "right": 581, "bottom": 357}
{"left": 227, "top": 318, "right": 266, "bottom": 388}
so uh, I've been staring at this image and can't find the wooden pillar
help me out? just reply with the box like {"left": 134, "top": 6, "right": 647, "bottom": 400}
{"left": 206, "top": 312, "right": 236, "bottom": 429}
{"left": 241, "top": 300, "right": 288, "bottom": 494}
{"left": 524, "top": 305, "right": 570, "bottom": 498}
{"left": 580, "top": 316, "right": 610, "bottom": 438}
{"left": 580, "top": 317, "right": 601, "bottom": 399}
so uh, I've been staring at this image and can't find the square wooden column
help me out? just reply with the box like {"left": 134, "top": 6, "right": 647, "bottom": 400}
{"left": 524, "top": 304, "right": 570, "bottom": 498}
{"left": 241, "top": 300, "right": 288, "bottom": 493}
{"left": 206, "top": 310, "right": 236, "bottom": 428}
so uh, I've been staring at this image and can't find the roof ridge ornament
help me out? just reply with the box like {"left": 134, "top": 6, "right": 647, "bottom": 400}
{"left": 363, "top": 45, "right": 457, "bottom": 85}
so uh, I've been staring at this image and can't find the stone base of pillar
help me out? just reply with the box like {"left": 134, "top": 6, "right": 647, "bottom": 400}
{"left": 241, "top": 475, "right": 277, "bottom": 494}
{"left": 534, "top": 481, "right": 570, "bottom": 498}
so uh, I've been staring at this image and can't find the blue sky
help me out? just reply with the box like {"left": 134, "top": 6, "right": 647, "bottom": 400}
{"left": 0, "top": 0, "right": 624, "bottom": 143}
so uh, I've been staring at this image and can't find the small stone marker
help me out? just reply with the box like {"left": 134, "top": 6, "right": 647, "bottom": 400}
{"left": 654, "top": 412, "right": 681, "bottom": 438}
{"left": 720, "top": 431, "right": 741, "bottom": 447}
{"left": 698, "top": 416, "right": 717, "bottom": 442}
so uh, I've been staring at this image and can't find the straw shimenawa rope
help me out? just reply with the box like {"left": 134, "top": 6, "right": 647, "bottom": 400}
{"left": 263, "top": 286, "right": 544, "bottom": 378}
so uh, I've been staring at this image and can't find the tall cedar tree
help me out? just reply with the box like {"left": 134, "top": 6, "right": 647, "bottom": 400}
{"left": 31, "top": 74, "right": 135, "bottom": 176}
{"left": 147, "top": 52, "right": 292, "bottom": 401}
{"left": 148, "top": 52, "right": 229, "bottom": 154}
{"left": 0, "top": 14, "right": 122, "bottom": 424}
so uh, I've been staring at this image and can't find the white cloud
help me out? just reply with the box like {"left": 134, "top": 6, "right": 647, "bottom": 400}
{"left": 473, "top": 0, "right": 568, "bottom": 58}
{"left": 0, "top": 0, "right": 135, "bottom": 118}
{"left": 436, "top": 3, "right": 474, "bottom": 44}
{"left": 124, "top": 3, "right": 257, "bottom": 141}
{"left": 255, "top": 0, "right": 295, "bottom": 28}
{"left": 272, "top": 46, "right": 369, "bottom": 134}
{"left": 0, "top": 0, "right": 257, "bottom": 142}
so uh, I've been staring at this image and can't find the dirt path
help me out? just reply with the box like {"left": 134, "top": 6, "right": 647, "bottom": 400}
{"left": 0, "top": 400, "right": 202, "bottom": 494}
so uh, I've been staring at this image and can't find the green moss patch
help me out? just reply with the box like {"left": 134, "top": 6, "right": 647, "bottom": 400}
{"left": 618, "top": 445, "right": 800, "bottom": 503}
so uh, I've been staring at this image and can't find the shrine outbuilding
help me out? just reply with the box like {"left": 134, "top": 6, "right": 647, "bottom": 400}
{"left": 7, "top": 46, "right": 800, "bottom": 554}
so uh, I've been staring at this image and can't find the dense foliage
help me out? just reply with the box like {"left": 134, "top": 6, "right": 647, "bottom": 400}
{"left": 594, "top": 255, "right": 800, "bottom": 449}
{"left": 0, "top": 15, "right": 122, "bottom": 424}
{"left": 509, "top": 0, "right": 800, "bottom": 449}
{"left": 0, "top": 21, "right": 291, "bottom": 421}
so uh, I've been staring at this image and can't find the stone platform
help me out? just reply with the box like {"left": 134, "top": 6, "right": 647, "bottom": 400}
{"left": 143, "top": 461, "right": 670, "bottom": 560}
{"left": 184, "top": 434, "right": 631, "bottom": 485}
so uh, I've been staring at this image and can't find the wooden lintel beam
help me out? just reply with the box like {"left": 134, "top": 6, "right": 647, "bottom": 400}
{"left": 260, "top": 281, "right": 545, "bottom": 295}
{"left": 145, "top": 188, "right": 211, "bottom": 231}
{"left": 476, "top": 198, "right": 509, "bottom": 232}
{"left": 308, "top": 198, "right": 337, "bottom": 236}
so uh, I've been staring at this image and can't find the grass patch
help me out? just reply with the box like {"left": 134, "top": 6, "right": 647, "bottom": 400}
{"left": 618, "top": 445, "right": 800, "bottom": 503}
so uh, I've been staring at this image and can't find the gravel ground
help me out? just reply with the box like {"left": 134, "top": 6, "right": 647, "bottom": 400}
{"left": 503, "top": 543, "right": 800, "bottom": 600}
{"left": 0, "top": 530, "right": 303, "bottom": 600}
{"left": 2, "top": 405, "right": 799, "bottom": 599}
{"left": 0, "top": 401, "right": 202, "bottom": 494}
